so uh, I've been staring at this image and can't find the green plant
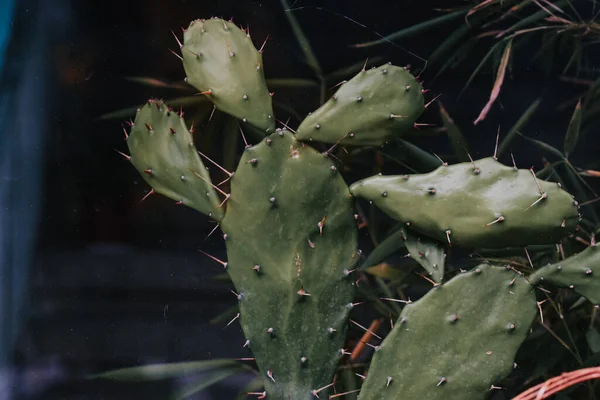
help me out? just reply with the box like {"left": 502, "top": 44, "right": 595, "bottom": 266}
{"left": 97, "top": 6, "right": 600, "bottom": 400}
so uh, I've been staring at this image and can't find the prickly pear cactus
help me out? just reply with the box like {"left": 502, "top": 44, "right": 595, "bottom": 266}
{"left": 126, "top": 99, "right": 224, "bottom": 220}
{"left": 220, "top": 129, "right": 359, "bottom": 399}
{"left": 296, "top": 64, "right": 425, "bottom": 146}
{"left": 349, "top": 157, "right": 580, "bottom": 248}
{"left": 181, "top": 18, "right": 275, "bottom": 134}
{"left": 358, "top": 264, "right": 537, "bottom": 400}
{"left": 530, "top": 243, "right": 600, "bottom": 305}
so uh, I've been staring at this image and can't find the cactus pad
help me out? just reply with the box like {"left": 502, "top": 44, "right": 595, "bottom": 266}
{"left": 349, "top": 157, "right": 579, "bottom": 248}
{"left": 296, "top": 64, "right": 425, "bottom": 146}
{"left": 126, "top": 99, "right": 224, "bottom": 220}
{"left": 530, "top": 244, "right": 600, "bottom": 305}
{"left": 181, "top": 18, "right": 275, "bottom": 134}
{"left": 403, "top": 228, "right": 446, "bottom": 283}
{"left": 220, "top": 129, "right": 358, "bottom": 399}
{"left": 358, "top": 264, "right": 537, "bottom": 400}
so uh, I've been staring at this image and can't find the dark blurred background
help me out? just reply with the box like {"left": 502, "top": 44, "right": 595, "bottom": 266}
{"left": 0, "top": 0, "right": 598, "bottom": 399}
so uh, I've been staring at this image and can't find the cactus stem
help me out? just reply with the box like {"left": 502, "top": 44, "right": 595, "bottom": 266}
{"left": 424, "top": 93, "right": 442, "bottom": 109}
{"left": 311, "top": 382, "right": 335, "bottom": 398}
{"left": 258, "top": 34, "right": 270, "bottom": 53}
{"left": 493, "top": 126, "right": 500, "bottom": 160}
{"left": 484, "top": 215, "right": 505, "bottom": 227}
{"left": 170, "top": 30, "right": 183, "bottom": 48}
{"left": 113, "top": 149, "right": 131, "bottom": 161}
{"left": 318, "top": 216, "right": 327, "bottom": 235}
{"left": 224, "top": 312, "right": 240, "bottom": 328}
{"left": 267, "top": 369, "right": 276, "bottom": 382}
{"left": 138, "top": 189, "right": 155, "bottom": 205}
{"left": 433, "top": 152, "right": 448, "bottom": 166}
{"left": 330, "top": 389, "right": 362, "bottom": 399}
{"left": 350, "top": 319, "right": 382, "bottom": 339}
{"left": 168, "top": 48, "right": 183, "bottom": 61}
{"left": 198, "top": 249, "right": 228, "bottom": 269}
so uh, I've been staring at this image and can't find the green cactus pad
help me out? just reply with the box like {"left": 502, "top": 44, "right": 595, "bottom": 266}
{"left": 182, "top": 18, "right": 275, "bottom": 134}
{"left": 296, "top": 64, "right": 425, "bottom": 146}
{"left": 349, "top": 157, "right": 579, "bottom": 248}
{"left": 358, "top": 264, "right": 537, "bottom": 400}
{"left": 126, "top": 99, "right": 224, "bottom": 220}
{"left": 530, "top": 244, "right": 600, "bottom": 305}
{"left": 403, "top": 227, "right": 446, "bottom": 283}
{"left": 220, "top": 129, "right": 358, "bottom": 399}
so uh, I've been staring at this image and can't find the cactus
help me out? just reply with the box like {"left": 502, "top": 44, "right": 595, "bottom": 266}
{"left": 108, "top": 13, "right": 599, "bottom": 400}
{"left": 358, "top": 264, "right": 537, "bottom": 400}
{"left": 349, "top": 157, "right": 580, "bottom": 248}
{"left": 125, "top": 99, "right": 224, "bottom": 220}
{"left": 530, "top": 243, "right": 600, "bottom": 305}
{"left": 181, "top": 18, "right": 275, "bottom": 134}
{"left": 296, "top": 64, "right": 425, "bottom": 146}
{"left": 219, "top": 129, "right": 359, "bottom": 398}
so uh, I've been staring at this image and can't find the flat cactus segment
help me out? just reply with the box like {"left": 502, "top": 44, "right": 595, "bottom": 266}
{"left": 530, "top": 244, "right": 600, "bottom": 305}
{"left": 182, "top": 18, "right": 275, "bottom": 134}
{"left": 220, "top": 129, "right": 358, "bottom": 399}
{"left": 403, "top": 227, "right": 445, "bottom": 283}
{"left": 358, "top": 265, "right": 537, "bottom": 400}
{"left": 349, "top": 157, "right": 579, "bottom": 248}
{"left": 126, "top": 99, "right": 224, "bottom": 220}
{"left": 296, "top": 64, "right": 425, "bottom": 146}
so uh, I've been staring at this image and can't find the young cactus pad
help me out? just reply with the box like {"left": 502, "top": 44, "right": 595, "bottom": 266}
{"left": 219, "top": 129, "right": 359, "bottom": 399}
{"left": 296, "top": 64, "right": 425, "bottom": 146}
{"left": 125, "top": 99, "right": 224, "bottom": 220}
{"left": 349, "top": 157, "right": 580, "bottom": 248}
{"left": 358, "top": 264, "right": 537, "bottom": 400}
{"left": 181, "top": 18, "right": 275, "bottom": 134}
{"left": 530, "top": 243, "right": 600, "bottom": 305}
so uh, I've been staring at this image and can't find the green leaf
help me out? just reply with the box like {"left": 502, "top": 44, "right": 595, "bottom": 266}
{"left": 564, "top": 99, "right": 582, "bottom": 157}
{"left": 438, "top": 102, "right": 470, "bottom": 162}
{"left": 171, "top": 369, "right": 242, "bottom": 400}
{"left": 394, "top": 139, "right": 444, "bottom": 172}
{"left": 90, "top": 360, "right": 243, "bottom": 381}
{"left": 97, "top": 96, "right": 209, "bottom": 120}
{"left": 498, "top": 97, "right": 541, "bottom": 158}
{"left": 266, "top": 78, "right": 319, "bottom": 88}
{"left": 350, "top": 9, "right": 468, "bottom": 48}
{"left": 360, "top": 226, "right": 407, "bottom": 270}
{"left": 517, "top": 132, "right": 565, "bottom": 159}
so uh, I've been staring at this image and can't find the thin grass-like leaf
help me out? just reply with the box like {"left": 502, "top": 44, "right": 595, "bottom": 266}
{"left": 496, "top": 0, "right": 569, "bottom": 38}
{"left": 350, "top": 9, "right": 468, "bottom": 48}
{"left": 498, "top": 98, "right": 541, "bottom": 157}
{"left": 394, "top": 139, "right": 443, "bottom": 172}
{"left": 171, "top": 369, "right": 242, "bottom": 400}
{"left": 266, "top": 78, "right": 319, "bottom": 88}
{"left": 125, "top": 76, "right": 193, "bottom": 91}
{"left": 564, "top": 99, "right": 583, "bottom": 157}
{"left": 517, "top": 131, "right": 565, "bottom": 159}
{"left": 281, "top": 0, "right": 322, "bottom": 76}
{"left": 97, "top": 96, "right": 209, "bottom": 120}
{"left": 427, "top": 24, "right": 472, "bottom": 68}
{"left": 91, "top": 360, "right": 242, "bottom": 381}
{"left": 360, "top": 227, "right": 407, "bottom": 270}
{"left": 439, "top": 102, "right": 470, "bottom": 162}
{"left": 474, "top": 39, "right": 513, "bottom": 125}
{"left": 458, "top": 40, "right": 503, "bottom": 98}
